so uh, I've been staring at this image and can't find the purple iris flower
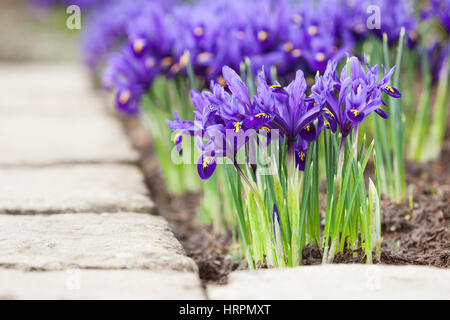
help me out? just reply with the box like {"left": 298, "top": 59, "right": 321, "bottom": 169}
{"left": 276, "top": 0, "right": 356, "bottom": 77}
{"left": 102, "top": 46, "right": 160, "bottom": 115}
{"left": 425, "top": 42, "right": 450, "bottom": 84}
{"left": 194, "top": 66, "right": 275, "bottom": 179}
{"left": 81, "top": 0, "right": 152, "bottom": 69}
{"left": 169, "top": 0, "right": 289, "bottom": 82}
{"left": 165, "top": 82, "right": 226, "bottom": 160}
{"left": 342, "top": 0, "right": 369, "bottom": 41}
{"left": 171, "top": 2, "right": 225, "bottom": 81}
{"left": 81, "top": 0, "right": 177, "bottom": 69}
{"left": 255, "top": 67, "right": 323, "bottom": 147}
{"left": 166, "top": 110, "right": 195, "bottom": 156}
{"left": 370, "top": 0, "right": 419, "bottom": 49}
{"left": 99, "top": 2, "right": 180, "bottom": 115}
{"left": 167, "top": 63, "right": 324, "bottom": 179}
{"left": 312, "top": 56, "right": 401, "bottom": 138}
{"left": 127, "top": 4, "right": 174, "bottom": 58}
{"left": 88, "top": 0, "right": 419, "bottom": 91}
{"left": 421, "top": 0, "right": 450, "bottom": 33}
{"left": 295, "top": 139, "right": 309, "bottom": 171}
{"left": 167, "top": 88, "right": 228, "bottom": 180}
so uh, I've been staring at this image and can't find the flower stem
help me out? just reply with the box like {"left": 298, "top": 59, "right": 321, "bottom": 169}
{"left": 286, "top": 140, "right": 296, "bottom": 179}
{"left": 337, "top": 135, "right": 347, "bottom": 185}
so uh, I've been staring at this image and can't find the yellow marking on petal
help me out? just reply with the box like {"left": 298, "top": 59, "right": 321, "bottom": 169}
{"left": 217, "top": 75, "right": 226, "bottom": 87}
{"left": 161, "top": 57, "right": 173, "bottom": 67}
{"left": 173, "top": 132, "right": 182, "bottom": 144}
{"left": 236, "top": 30, "right": 245, "bottom": 39}
{"left": 235, "top": 121, "right": 241, "bottom": 133}
{"left": 292, "top": 13, "right": 302, "bottom": 24}
{"left": 170, "top": 63, "right": 180, "bottom": 74}
{"left": 257, "top": 30, "right": 268, "bottom": 42}
{"left": 352, "top": 109, "right": 358, "bottom": 117}
{"left": 255, "top": 112, "right": 268, "bottom": 117}
{"left": 133, "top": 39, "right": 145, "bottom": 54}
{"left": 145, "top": 57, "right": 156, "bottom": 69}
{"left": 300, "top": 151, "right": 305, "bottom": 162}
{"left": 386, "top": 85, "right": 395, "bottom": 93}
{"left": 209, "top": 105, "right": 213, "bottom": 110}
{"left": 324, "top": 110, "right": 335, "bottom": 118}
{"left": 193, "top": 26, "right": 204, "bottom": 37}
{"left": 354, "top": 23, "right": 365, "bottom": 33}
{"left": 324, "top": 121, "right": 330, "bottom": 127}
{"left": 202, "top": 156, "right": 214, "bottom": 169}
{"left": 259, "top": 126, "right": 271, "bottom": 132}
{"left": 308, "top": 25, "right": 318, "bottom": 36}
{"left": 306, "top": 125, "right": 310, "bottom": 132}
{"left": 314, "top": 101, "right": 317, "bottom": 106}
{"left": 284, "top": 42, "right": 293, "bottom": 52}
{"left": 197, "top": 52, "right": 213, "bottom": 64}
{"left": 179, "top": 51, "right": 190, "bottom": 68}
{"left": 408, "top": 30, "right": 418, "bottom": 41}
{"left": 269, "top": 85, "right": 281, "bottom": 90}
{"left": 119, "top": 90, "right": 131, "bottom": 104}
{"left": 291, "top": 48, "right": 302, "bottom": 58}
{"left": 316, "top": 52, "right": 325, "bottom": 62}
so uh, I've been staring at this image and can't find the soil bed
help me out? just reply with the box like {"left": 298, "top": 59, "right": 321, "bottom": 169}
{"left": 123, "top": 117, "right": 449, "bottom": 286}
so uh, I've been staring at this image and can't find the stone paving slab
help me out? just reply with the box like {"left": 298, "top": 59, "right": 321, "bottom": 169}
{"left": 0, "top": 270, "right": 205, "bottom": 300}
{"left": 0, "top": 212, "right": 195, "bottom": 272}
{"left": 0, "top": 62, "right": 108, "bottom": 117}
{"left": 208, "top": 265, "right": 450, "bottom": 300}
{"left": 0, "top": 0, "right": 79, "bottom": 62}
{"left": 0, "top": 164, "right": 154, "bottom": 214}
{"left": 0, "top": 114, "right": 139, "bottom": 165}
{"left": 0, "top": 89, "right": 108, "bottom": 117}
{"left": 0, "top": 63, "right": 91, "bottom": 91}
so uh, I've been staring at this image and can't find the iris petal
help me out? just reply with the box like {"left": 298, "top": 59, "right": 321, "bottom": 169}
{"left": 295, "top": 150, "right": 306, "bottom": 171}
{"left": 347, "top": 109, "right": 365, "bottom": 123}
{"left": 173, "top": 132, "right": 183, "bottom": 155}
{"left": 375, "top": 108, "right": 389, "bottom": 119}
{"left": 242, "top": 112, "right": 272, "bottom": 129}
{"left": 383, "top": 85, "right": 402, "bottom": 98}
{"left": 222, "top": 66, "right": 251, "bottom": 107}
{"left": 115, "top": 89, "right": 140, "bottom": 115}
{"left": 323, "top": 112, "right": 337, "bottom": 133}
{"left": 197, "top": 154, "right": 217, "bottom": 180}
{"left": 299, "top": 123, "right": 317, "bottom": 141}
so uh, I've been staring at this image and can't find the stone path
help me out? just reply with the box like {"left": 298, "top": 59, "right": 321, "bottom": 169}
{"left": 0, "top": 165, "right": 154, "bottom": 214}
{"left": 209, "top": 265, "right": 450, "bottom": 300}
{"left": 0, "top": 63, "right": 204, "bottom": 299}
{"left": 0, "top": 270, "right": 204, "bottom": 300}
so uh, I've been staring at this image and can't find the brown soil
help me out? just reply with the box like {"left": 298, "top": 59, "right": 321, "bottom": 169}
{"left": 379, "top": 141, "right": 450, "bottom": 268}
{"left": 122, "top": 116, "right": 449, "bottom": 286}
